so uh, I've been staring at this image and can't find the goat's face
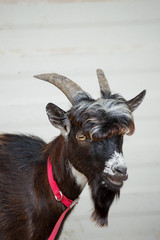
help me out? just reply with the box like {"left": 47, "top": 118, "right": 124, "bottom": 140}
{"left": 35, "top": 69, "right": 146, "bottom": 227}
{"left": 68, "top": 125, "right": 127, "bottom": 189}
{"left": 67, "top": 96, "right": 133, "bottom": 190}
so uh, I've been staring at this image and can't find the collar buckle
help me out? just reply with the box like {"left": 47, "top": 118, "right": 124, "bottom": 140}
{"left": 55, "top": 191, "right": 63, "bottom": 202}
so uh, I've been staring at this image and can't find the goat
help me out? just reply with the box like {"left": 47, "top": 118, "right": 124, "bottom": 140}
{"left": 0, "top": 69, "right": 146, "bottom": 240}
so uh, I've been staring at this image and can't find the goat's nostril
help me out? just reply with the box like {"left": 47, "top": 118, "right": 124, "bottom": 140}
{"left": 114, "top": 165, "right": 127, "bottom": 175}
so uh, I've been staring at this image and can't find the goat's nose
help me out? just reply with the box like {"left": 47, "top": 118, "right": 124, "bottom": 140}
{"left": 114, "top": 165, "right": 127, "bottom": 175}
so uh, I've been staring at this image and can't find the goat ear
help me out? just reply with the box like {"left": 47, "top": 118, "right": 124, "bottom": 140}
{"left": 46, "top": 103, "right": 70, "bottom": 136}
{"left": 127, "top": 90, "right": 146, "bottom": 112}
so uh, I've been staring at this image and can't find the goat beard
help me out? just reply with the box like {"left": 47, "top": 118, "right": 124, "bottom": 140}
{"left": 90, "top": 180, "right": 120, "bottom": 227}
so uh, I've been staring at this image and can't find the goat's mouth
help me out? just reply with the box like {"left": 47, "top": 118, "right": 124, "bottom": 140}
{"left": 107, "top": 176, "right": 123, "bottom": 187}
{"left": 103, "top": 173, "right": 128, "bottom": 190}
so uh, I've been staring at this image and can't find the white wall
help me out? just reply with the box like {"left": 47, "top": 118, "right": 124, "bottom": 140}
{"left": 0, "top": 0, "right": 160, "bottom": 239}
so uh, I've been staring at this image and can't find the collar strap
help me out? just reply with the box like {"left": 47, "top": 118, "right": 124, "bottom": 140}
{"left": 47, "top": 156, "right": 73, "bottom": 208}
{"left": 47, "top": 157, "right": 79, "bottom": 240}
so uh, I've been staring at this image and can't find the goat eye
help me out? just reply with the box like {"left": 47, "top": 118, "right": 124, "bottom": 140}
{"left": 76, "top": 134, "right": 86, "bottom": 141}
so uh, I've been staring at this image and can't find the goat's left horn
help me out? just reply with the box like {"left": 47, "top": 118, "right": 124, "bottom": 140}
{"left": 34, "top": 73, "right": 91, "bottom": 105}
{"left": 96, "top": 69, "right": 111, "bottom": 97}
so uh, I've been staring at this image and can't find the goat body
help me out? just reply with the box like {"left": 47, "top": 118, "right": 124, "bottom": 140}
{"left": 0, "top": 69, "right": 146, "bottom": 239}
{"left": 0, "top": 134, "right": 82, "bottom": 240}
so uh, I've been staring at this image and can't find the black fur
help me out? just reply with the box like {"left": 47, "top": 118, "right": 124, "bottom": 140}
{"left": 68, "top": 94, "right": 135, "bottom": 140}
{"left": 0, "top": 134, "right": 81, "bottom": 240}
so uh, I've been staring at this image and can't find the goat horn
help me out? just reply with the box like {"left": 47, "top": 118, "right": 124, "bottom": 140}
{"left": 96, "top": 69, "right": 111, "bottom": 97}
{"left": 34, "top": 73, "right": 91, "bottom": 105}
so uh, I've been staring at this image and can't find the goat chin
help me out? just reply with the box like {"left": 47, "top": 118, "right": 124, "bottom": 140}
{"left": 90, "top": 182, "right": 120, "bottom": 227}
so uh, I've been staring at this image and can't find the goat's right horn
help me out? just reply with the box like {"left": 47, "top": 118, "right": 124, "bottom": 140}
{"left": 96, "top": 69, "right": 111, "bottom": 97}
{"left": 34, "top": 73, "right": 91, "bottom": 105}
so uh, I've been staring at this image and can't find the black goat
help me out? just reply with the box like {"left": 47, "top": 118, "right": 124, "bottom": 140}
{"left": 0, "top": 69, "right": 146, "bottom": 240}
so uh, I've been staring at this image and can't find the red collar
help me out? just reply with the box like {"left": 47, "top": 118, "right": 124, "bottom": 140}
{"left": 47, "top": 157, "right": 79, "bottom": 240}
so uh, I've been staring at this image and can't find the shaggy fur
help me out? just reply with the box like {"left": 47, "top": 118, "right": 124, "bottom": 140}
{"left": 68, "top": 94, "right": 135, "bottom": 141}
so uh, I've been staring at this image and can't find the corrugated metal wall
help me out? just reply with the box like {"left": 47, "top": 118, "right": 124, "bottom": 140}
{"left": 0, "top": 0, "right": 160, "bottom": 239}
